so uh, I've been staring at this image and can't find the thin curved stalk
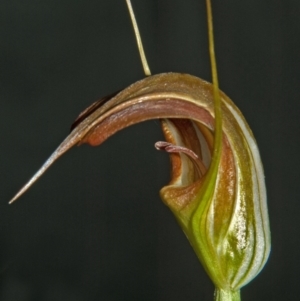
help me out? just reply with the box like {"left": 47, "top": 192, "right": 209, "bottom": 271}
{"left": 125, "top": 0, "right": 151, "bottom": 76}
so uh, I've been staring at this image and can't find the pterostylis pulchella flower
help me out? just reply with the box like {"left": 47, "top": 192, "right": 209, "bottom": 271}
{"left": 9, "top": 1, "right": 271, "bottom": 301}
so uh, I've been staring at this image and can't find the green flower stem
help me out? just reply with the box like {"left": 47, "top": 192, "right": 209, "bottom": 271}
{"left": 214, "top": 288, "right": 241, "bottom": 301}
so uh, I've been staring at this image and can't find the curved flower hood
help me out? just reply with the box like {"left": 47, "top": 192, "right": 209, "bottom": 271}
{"left": 10, "top": 72, "right": 271, "bottom": 293}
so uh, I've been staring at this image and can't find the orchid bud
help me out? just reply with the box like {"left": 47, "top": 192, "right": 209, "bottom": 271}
{"left": 9, "top": 73, "right": 271, "bottom": 301}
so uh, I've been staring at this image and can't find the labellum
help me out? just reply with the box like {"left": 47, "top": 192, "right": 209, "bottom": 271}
{"left": 9, "top": 1, "right": 270, "bottom": 301}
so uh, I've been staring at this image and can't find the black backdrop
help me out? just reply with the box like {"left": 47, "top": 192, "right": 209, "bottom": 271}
{"left": 0, "top": 0, "right": 299, "bottom": 300}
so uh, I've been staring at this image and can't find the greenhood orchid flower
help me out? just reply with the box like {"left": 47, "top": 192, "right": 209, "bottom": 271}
{"left": 9, "top": 1, "right": 271, "bottom": 300}
{"left": 10, "top": 72, "right": 271, "bottom": 301}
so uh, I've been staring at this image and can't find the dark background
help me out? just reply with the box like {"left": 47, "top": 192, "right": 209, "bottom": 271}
{"left": 0, "top": 0, "right": 298, "bottom": 300}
